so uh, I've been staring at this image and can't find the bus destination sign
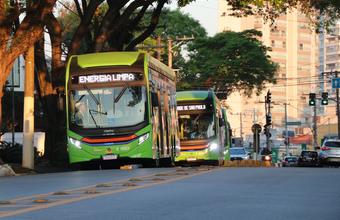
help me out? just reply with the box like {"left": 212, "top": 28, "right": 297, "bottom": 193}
{"left": 177, "top": 105, "right": 206, "bottom": 111}
{"left": 72, "top": 73, "right": 141, "bottom": 84}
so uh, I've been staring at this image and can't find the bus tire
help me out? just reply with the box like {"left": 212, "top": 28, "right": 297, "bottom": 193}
{"left": 210, "top": 160, "right": 219, "bottom": 166}
{"left": 79, "top": 162, "right": 97, "bottom": 170}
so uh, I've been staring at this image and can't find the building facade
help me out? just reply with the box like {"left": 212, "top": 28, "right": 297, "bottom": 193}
{"left": 217, "top": 3, "right": 330, "bottom": 147}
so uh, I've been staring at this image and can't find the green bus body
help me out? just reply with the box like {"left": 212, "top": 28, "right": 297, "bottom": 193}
{"left": 65, "top": 52, "right": 180, "bottom": 167}
{"left": 175, "top": 91, "right": 231, "bottom": 166}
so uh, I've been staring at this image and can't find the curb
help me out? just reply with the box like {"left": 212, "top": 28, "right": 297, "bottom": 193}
{"left": 223, "top": 160, "right": 275, "bottom": 167}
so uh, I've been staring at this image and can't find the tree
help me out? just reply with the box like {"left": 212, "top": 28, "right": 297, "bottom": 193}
{"left": 0, "top": 0, "right": 56, "bottom": 137}
{"left": 179, "top": 30, "right": 278, "bottom": 98}
{"left": 152, "top": 8, "right": 207, "bottom": 69}
{"left": 226, "top": 0, "right": 340, "bottom": 33}
{"left": 33, "top": 0, "right": 200, "bottom": 163}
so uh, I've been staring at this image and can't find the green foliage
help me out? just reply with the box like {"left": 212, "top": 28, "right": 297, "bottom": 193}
{"left": 180, "top": 29, "right": 278, "bottom": 98}
{"left": 141, "top": 8, "right": 207, "bottom": 69}
{"left": 0, "top": 141, "right": 40, "bottom": 164}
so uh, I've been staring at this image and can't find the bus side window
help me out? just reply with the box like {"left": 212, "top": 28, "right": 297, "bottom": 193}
{"left": 151, "top": 92, "right": 159, "bottom": 107}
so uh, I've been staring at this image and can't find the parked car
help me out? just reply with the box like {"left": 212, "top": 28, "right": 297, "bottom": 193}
{"left": 319, "top": 139, "right": 340, "bottom": 167}
{"left": 282, "top": 156, "right": 298, "bottom": 167}
{"left": 229, "top": 147, "right": 249, "bottom": 161}
{"left": 298, "top": 150, "right": 318, "bottom": 167}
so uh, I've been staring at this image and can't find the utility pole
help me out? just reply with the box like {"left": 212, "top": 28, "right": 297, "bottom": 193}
{"left": 265, "top": 90, "right": 272, "bottom": 151}
{"left": 336, "top": 71, "right": 340, "bottom": 139}
{"left": 162, "top": 35, "right": 194, "bottom": 68}
{"left": 22, "top": 0, "right": 35, "bottom": 169}
{"left": 232, "top": 112, "right": 245, "bottom": 147}
{"left": 323, "top": 70, "right": 340, "bottom": 139}
{"left": 313, "top": 105, "right": 317, "bottom": 149}
{"left": 272, "top": 102, "right": 290, "bottom": 156}
{"left": 244, "top": 109, "right": 259, "bottom": 124}
{"left": 284, "top": 103, "right": 289, "bottom": 156}
{"left": 22, "top": 45, "right": 34, "bottom": 168}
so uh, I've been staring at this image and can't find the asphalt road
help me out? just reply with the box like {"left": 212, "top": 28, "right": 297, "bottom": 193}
{"left": 1, "top": 166, "right": 339, "bottom": 220}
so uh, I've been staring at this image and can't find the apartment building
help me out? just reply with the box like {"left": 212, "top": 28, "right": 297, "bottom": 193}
{"left": 218, "top": 3, "right": 322, "bottom": 146}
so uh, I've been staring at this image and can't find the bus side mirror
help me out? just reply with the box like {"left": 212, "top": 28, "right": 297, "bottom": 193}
{"left": 151, "top": 93, "right": 159, "bottom": 107}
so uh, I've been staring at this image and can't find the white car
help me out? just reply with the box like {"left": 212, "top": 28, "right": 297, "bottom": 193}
{"left": 319, "top": 139, "right": 340, "bottom": 166}
{"left": 229, "top": 147, "right": 249, "bottom": 161}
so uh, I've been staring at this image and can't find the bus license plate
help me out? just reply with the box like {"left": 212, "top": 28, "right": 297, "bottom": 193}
{"left": 187, "top": 157, "right": 196, "bottom": 161}
{"left": 103, "top": 155, "right": 117, "bottom": 160}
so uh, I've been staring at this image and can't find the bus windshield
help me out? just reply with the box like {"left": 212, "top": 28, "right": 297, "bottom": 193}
{"left": 179, "top": 113, "right": 215, "bottom": 140}
{"left": 69, "top": 86, "right": 147, "bottom": 128}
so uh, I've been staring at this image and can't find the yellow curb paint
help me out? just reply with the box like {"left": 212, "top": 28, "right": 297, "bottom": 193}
{"left": 0, "top": 201, "right": 13, "bottom": 205}
{"left": 33, "top": 199, "right": 49, "bottom": 203}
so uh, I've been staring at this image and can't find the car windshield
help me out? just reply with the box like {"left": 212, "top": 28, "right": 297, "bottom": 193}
{"left": 69, "top": 86, "right": 147, "bottom": 128}
{"left": 179, "top": 113, "right": 215, "bottom": 140}
{"left": 324, "top": 141, "right": 340, "bottom": 148}
{"left": 230, "top": 148, "right": 246, "bottom": 155}
{"left": 301, "top": 151, "right": 317, "bottom": 157}
{"left": 285, "top": 157, "right": 297, "bottom": 162}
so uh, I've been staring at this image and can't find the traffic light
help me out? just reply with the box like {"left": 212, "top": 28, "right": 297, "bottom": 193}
{"left": 309, "top": 93, "right": 316, "bottom": 106}
{"left": 321, "top": 92, "right": 328, "bottom": 105}
{"left": 267, "top": 91, "right": 272, "bottom": 103}
{"left": 266, "top": 114, "right": 272, "bottom": 126}
{"left": 263, "top": 124, "right": 268, "bottom": 135}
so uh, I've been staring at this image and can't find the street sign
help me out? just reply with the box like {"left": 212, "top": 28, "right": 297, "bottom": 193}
{"left": 251, "top": 124, "right": 262, "bottom": 133}
{"left": 332, "top": 78, "right": 340, "bottom": 89}
{"left": 286, "top": 122, "right": 301, "bottom": 126}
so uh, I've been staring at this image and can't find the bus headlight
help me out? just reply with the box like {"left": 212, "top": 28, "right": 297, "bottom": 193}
{"left": 69, "top": 137, "right": 81, "bottom": 149}
{"left": 138, "top": 133, "right": 150, "bottom": 145}
{"left": 209, "top": 143, "right": 218, "bottom": 151}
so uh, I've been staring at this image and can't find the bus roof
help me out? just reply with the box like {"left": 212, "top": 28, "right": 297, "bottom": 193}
{"left": 176, "top": 91, "right": 212, "bottom": 101}
{"left": 74, "top": 52, "right": 144, "bottom": 68}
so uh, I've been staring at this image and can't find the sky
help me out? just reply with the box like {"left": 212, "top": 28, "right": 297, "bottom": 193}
{"left": 167, "top": 0, "right": 218, "bottom": 37}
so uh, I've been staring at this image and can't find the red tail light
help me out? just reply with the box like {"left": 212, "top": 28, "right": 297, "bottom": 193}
{"left": 322, "top": 147, "right": 330, "bottom": 150}
{"left": 299, "top": 156, "right": 302, "bottom": 158}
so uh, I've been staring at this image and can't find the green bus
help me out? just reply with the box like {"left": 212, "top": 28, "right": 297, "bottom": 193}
{"left": 65, "top": 52, "right": 180, "bottom": 168}
{"left": 175, "top": 91, "right": 231, "bottom": 166}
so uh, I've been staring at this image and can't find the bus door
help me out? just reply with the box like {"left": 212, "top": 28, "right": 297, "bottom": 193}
{"left": 163, "top": 88, "right": 171, "bottom": 156}
{"left": 157, "top": 88, "right": 165, "bottom": 158}
{"left": 217, "top": 110, "right": 223, "bottom": 160}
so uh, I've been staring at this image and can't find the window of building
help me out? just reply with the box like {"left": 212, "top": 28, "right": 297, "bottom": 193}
{"left": 297, "top": 54, "right": 310, "bottom": 62}
{"left": 299, "top": 44, "right": 303, "bottom": 50}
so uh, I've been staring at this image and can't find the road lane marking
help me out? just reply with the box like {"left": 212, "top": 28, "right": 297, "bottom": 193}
{"left": 0, "top": 166, "right": 228, "bottom": 218}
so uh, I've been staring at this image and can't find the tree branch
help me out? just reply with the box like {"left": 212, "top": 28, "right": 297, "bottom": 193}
{"left": 125, "top": 0, "right": 166, "bottom": 51}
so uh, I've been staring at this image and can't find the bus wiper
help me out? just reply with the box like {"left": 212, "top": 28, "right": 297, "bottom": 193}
{"left": 114, "top": 83, "right": 129, "bottom": 103}
{"left": 89, "top": 109, "right": 107, "bottom": 115}
{"left": 88, "top": 109, "right": 99, "bottom": 128}
{"left": 83, "top": 85, "right": 100, "bottom": 105}
{"left": 75, "top": 95, "right": 85, "bottom": 105}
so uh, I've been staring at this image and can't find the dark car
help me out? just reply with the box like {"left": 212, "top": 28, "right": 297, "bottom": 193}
{"left": 282, "top": 156, "right": 298, "bottom": 167}
{"left": 298, "top": 150, "right": 318, "bottom": 167}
